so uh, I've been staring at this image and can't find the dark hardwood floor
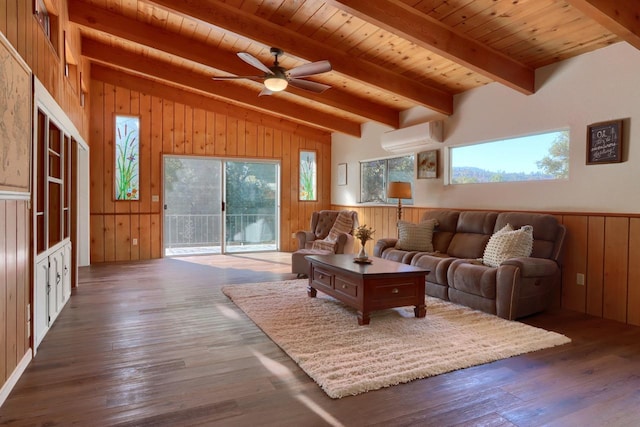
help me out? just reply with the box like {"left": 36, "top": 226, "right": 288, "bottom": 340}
{"left": 1, "top": 253, "right": 640, "bottom": 426}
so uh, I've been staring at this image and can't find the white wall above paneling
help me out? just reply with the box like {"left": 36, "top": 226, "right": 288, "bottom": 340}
{"left": 333, "top": 42, "right": 640, "bottom": 214}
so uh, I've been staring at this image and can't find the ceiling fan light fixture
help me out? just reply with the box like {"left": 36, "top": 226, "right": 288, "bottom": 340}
{"left": 264, "top": 76, "right": 288, "bottom": 92}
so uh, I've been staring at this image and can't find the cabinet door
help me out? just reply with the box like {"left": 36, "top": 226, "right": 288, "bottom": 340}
{"left": 63, "top": 243, "right": 72, "bottom": 301}
{"left": 34, "top": 258, "right": 49, "bottom": 349}
{"left": 48, "top": 248, "right": 64, "bottom": 322}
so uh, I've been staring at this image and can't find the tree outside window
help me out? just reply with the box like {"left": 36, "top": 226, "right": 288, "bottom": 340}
{"left": 360, "top": 155, "right": 414, "bottom": 204}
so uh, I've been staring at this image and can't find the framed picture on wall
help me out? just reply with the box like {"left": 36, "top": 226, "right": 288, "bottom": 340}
{"left": 299, "top": 150, "right": 317, "bottom": 201}
{"left": 0, "top": 32, "right": 32, "bottom": 193}
{"left": 586, "top": 120, "right": 622, "bottom": 165}
{"left": 417, "top": 149, "right": 438, "bottom": 179}
{"left": 337, "top": 163, "right": 347, "bottom": 186}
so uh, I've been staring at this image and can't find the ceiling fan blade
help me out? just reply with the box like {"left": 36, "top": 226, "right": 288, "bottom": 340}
{"left": 288, "top": 78, "right": 331, "bottom": 93}
{"left": 212, "top": 75, "right": 263, "bottom": 81}
{"left": 258, "top": 87, "right": 273, "bottom": 97}
{"left": 237, "top": 52, "right": 273, "bottom": 75}
{"left": 287, "top": 60, "right": 332, "bottom": 78}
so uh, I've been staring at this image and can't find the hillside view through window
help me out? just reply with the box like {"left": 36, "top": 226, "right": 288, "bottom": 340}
{"left": 450, "top": 130, "right": 569, "bottom": 184}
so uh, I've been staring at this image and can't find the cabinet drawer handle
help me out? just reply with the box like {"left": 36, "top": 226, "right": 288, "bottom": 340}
{"left": 341, "top": 284, "right": 347, "bottom": 289}
{"left": 392, "top": 288, "right": 399, "bottom": 294}
{"left": 319, "top": 274, "right": 325, "bottom": 279}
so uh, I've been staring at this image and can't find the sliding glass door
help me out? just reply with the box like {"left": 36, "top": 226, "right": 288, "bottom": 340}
{"left": 163, "top": 157, "right": 279, "bottom": 256}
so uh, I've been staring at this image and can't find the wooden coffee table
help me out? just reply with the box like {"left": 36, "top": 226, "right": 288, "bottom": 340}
{"left": 305, "top": 254, "right": 429, "bottom": 325}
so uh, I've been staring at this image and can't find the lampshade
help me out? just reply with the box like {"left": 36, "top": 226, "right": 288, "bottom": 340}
{"left": 264, "top": 76, "right": 288, "bottom": 92}
{"left": 387, "top": 181, "right": 412, "bottom": 199}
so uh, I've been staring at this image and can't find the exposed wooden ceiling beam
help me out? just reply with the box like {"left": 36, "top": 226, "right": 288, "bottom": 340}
{"left": 82, "top": 39, "right": 362, "bottom": 137}
{"left": 68, "top": 0, "right": 399, "bottom": 128}
{"left": 565, "top": 0, "right": 640, "bottom": 50}
{"left": 91, "top": 64, "right": 331, "bottom": 141}
{"left": 328, "top": 0, "right": 535, "bottom": 95}
{"left": 146, "top": 0, "right": 453, "bottom": 115}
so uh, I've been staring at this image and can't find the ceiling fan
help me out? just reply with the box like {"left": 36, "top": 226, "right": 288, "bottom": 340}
{"left": 212, "top": 47, "right": 332, "bottom": 96}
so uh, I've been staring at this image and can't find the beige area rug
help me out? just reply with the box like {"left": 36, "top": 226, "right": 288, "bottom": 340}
{"left": 221, "top": 279, "right": 571, "bottom": 399}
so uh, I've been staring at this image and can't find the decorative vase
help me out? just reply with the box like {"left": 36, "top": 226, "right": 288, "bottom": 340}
{"left": 357, "top": 242, "right": 368, "bottom": 260}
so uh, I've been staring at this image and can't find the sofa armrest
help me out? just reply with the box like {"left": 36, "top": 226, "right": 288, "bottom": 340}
{"left": 295, "top": 230, "right": 316, "bottom": 249}
{"left": 500, "top": 257, "right": 558, "bottom": 277}
{"left": 373, "top": 238, "right": 398, "bottom": 257}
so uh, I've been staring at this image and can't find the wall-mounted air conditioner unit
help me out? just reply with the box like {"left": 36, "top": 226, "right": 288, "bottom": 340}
{"left": 380, "top": 120, "right": 444, "bottom": 153}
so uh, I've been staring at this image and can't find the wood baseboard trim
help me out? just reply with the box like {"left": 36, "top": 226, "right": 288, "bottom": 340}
{"left": 0, "top": 350, "right": 33, "bottom": 408}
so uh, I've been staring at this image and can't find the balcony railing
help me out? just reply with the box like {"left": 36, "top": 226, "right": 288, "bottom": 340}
{"left": 164, "top": 213, "right": 276, "bottom": 254}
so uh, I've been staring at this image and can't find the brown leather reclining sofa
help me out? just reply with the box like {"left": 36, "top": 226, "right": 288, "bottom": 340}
{"left": 374, "top": 210, "right": 566, "bottom": 320}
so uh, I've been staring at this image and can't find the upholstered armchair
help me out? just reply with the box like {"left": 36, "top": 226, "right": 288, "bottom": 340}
{"left": 291, "top": 210, "right": 359, "bottom": 277}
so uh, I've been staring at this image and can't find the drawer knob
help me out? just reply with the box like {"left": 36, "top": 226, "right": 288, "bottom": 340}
{"left": 319, "top": 274, "right": 324, "bottom": 279}
{"left": 392, "top": 288, "right": 399, "bottom": 294}
{"left": 342, "top": 284, "right": 347, "bottom": 289}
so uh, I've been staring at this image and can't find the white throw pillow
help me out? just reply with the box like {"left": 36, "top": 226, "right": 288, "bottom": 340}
{"left": 395, "top": 219, "right": 438, "bottom": 252}
{"left": 482, "top": 224, "right": 534, "bottom": 268}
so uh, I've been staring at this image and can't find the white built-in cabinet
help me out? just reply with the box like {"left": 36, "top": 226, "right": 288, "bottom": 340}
{"left": 33, "top": 84, "right": 74, "bottom": 351}
{"left": 34, "top": 243, "right": 71, "bottom": 348}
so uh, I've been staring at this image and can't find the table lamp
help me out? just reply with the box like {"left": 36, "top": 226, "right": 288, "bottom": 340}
{"left": 387, "top": 181, "right": 412, "bottom": 221}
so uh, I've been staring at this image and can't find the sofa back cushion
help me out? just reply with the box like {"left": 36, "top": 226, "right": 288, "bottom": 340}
{"left": 447, "top": 211, "right": 498, "bottom": 259}
{"left": 421, "top": 210, "right": 460, "bottom": 253}
{"left": 494, "top": 212, "right": 563, "bottom": 261}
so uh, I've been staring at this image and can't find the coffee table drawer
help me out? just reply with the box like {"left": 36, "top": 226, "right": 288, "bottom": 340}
{"left": 373, "top": 282, "right": 417, "bottom": 300}
{"left": 335, "top": 277, "right": 358, "bottom": 298}
{"left": 312, "top": 267, "right": 333, "bottom": 288}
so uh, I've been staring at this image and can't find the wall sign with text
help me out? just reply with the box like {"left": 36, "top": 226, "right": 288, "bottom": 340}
{"left": 586, "top": 120, "right": 622, "bottom": 165}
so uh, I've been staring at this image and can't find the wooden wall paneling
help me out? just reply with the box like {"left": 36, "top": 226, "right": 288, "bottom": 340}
{"left": 5, "top": 0, "right": 17, "bottom": 46}
{"left": 151, "top": 213, "right": 161, "bottom": 258}
{"left": 150, "top": 96, "right": 163, "bottom": 214}
{"left": 115, "top": 215, "right": 131, "bottom": 261}
{"left": 280, "top": 131, "right": 292, "bottom": 252}
{"left": 256, "top": 125, "right": 265, "bottom": 158}
{"left": 89, "top": 80, "right": 104, "bottom": 214}
{"left": 236, "top": 118, "right": 246, "bottom": 157}
{"left": 192, "top": 108, "right": 206, "bottom": 155}
{"left": 204, "top": 111, "right": 215, "bottom": 156}
{"left": 162, "top": 99, "right": 174, "bottom": 155}
{"left": 0, "top": 0, "right": 6, "bottom": 35}
{"left": 586, "top": 216, "right": 605, "bottom": 317}
{"left": 0, "top": 201, "right": 7, "bottom": 382}
{"left": 184, "top": 104, "right": 193, "bottom": 155}
{"left": 25, "top": 4, "right": 34, "bottom": 69}
{"left": 173, "top": 102, "right": 184, "bottom": 154}
{"left": 16, "top": 0, "right": 27, "bottom": 56}
{"left": 628, "top": 218, "right": 640, "bottom": 326}
{"left": 561, "top": 215, "right": 588, "bottom": 313}
{"left": 103, "top": 214, "right": 116, "bottom": 262}
{"left": 226, "top": 116, "right": 238, "bottom": 157}
{"left": 90, "top": 215, "right": 104, "bottom": 263}
{"left": 602, "top": 217, "right": 629, "bottom": 323}
{"left": 270, "top": 128, "right": 279, "bottom": 158}
{"left": 245, "top": 121, "right": 257, "bottom": 157}
{"left": 103, "top": 83, "right": 115, "bottom": 214}
{"left": 214, "top": 113, "right": 226, "bottom": 156}
{"left": 139, "top": 93, "right": 152, "bottom": 214}
{"left": 5, "top": 200, "right": 18, "bottom": 374}
{"left": 138, "top": 214, "right": 151, "bottom": 260}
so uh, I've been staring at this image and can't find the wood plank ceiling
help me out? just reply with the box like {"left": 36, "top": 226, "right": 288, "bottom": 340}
{"left": 69, "top": 0, "right": 639, "bottom": 137}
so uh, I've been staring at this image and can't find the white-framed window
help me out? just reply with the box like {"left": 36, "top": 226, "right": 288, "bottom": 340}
{"left": 449, "top": 130, "right": 569, "bottom": 184}
{"left": 360, "top": 154, "right": 414, "bottom": 203}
